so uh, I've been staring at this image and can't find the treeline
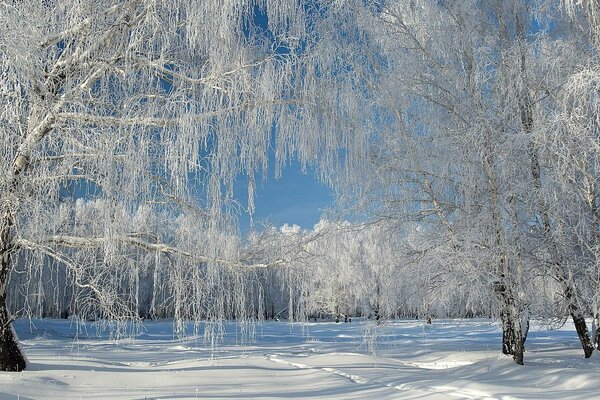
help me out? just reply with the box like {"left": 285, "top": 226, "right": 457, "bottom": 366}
{"left": 7, "top": 214, "right": 566, "bottom": 329}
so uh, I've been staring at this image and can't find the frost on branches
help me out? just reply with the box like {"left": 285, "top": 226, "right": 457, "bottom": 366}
{"left": 0, "top": 0, "right": 373, "bottom": 371}
{"left": 344, "top": 0, "right": 600, "bottom": 364}
{"left": 2, "top": 0, "right": 600, "bottom": 372}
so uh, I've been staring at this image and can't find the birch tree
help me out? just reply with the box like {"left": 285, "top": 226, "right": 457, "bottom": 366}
{"left": 0, "top": 0, "right": 373, "bottom": 371}
{"left": 349, "top": 0, "right": 599, "bottom": 364}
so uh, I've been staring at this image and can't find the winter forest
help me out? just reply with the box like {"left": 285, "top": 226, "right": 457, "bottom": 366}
{"left": 2, "top": 0, "right": 600, "bottom": 398}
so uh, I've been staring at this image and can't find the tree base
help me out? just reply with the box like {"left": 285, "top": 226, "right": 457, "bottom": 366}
{"left": 571, "top": 312, "right": 594, "bottom": 358}
{"left": 0, "top": 307, "right": 27, "bottom": 372}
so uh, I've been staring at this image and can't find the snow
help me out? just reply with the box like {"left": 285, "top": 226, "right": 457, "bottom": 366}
{"left": 2, "top": 318, "right": 600, "bottom": 399}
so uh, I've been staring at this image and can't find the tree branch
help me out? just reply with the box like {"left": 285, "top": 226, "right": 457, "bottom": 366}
{"left": 19, "top": 235, "right": 284, "bottom": 270}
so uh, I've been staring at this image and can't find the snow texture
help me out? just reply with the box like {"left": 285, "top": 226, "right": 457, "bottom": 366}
{"left": 1, "top": 318, "right": 599, "bottom": 399}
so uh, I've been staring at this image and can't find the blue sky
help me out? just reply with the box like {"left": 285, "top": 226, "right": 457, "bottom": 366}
{"left": 230, "top": 8, "right": 336, "bottom": 233}
{"left": 234, "top": 160, "right": 333, "bottom": 233}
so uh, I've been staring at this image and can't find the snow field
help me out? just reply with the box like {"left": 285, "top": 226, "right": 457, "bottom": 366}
{"left": 1, "top": 318, "right": 599, "bottom": 399}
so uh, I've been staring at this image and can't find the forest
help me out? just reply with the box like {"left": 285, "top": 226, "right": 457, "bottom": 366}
{"left": 1, "top": 0, "right": 600, "bottom": 377}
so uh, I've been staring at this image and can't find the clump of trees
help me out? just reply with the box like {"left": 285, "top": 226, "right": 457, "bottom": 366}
{"left": 344, "top": 0, "right": 600, "bottom": 365}
{"left": 0, "top": 0, "right": 374, "bottom": 371}
{"left": 2, "top": 0, "right": 600, "bottom": 371}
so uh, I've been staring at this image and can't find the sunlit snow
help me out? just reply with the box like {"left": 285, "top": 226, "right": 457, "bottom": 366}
{"left": 2, "top": 318, "right": 598, "bottom": 399}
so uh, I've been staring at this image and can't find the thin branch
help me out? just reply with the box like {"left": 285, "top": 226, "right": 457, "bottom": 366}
{"left": 21, "top": 235, "right": 285, "bottom": 270}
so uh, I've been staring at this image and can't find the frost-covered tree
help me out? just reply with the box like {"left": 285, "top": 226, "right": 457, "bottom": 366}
{"left": 249, "top": 218, "right": 492, "bottom": 323}
{"left": 342, "top": 0, "right": 600, "bottom": 364}
{"left": 558, "top": 0, "right": 600, "bottom": 349}
{"left": 0, "top": 0, "right": 375, "bottom": 371}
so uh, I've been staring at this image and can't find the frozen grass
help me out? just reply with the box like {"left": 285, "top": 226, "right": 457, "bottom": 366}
{"left": 1, "top": 318, "right": 599, "bottom": 399}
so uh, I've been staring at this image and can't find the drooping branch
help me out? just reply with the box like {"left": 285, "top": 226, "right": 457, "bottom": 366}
{"left": 56, "top": 98, "right": 305, "bottom": 129}
{"left": 18, "top": 235, "right": 285, "bottom": 270}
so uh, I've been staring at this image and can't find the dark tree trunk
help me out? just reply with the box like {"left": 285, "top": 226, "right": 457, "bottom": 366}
{"left": 1, "top": 209, "right": 27, "bottom": 371}
{"left": 593, "top": 311, "right": 600, "bottom": 351}
{"left": 561, "top": 272, "right": 594, "bottom": 358}
{"left": 497, "top": 280, "right": 525, "bottom": 364}
{"left": 501, "top": 309, "right": 515, "bottom": 356}
{"left": 512, "top": 326, "right": 524, "bottom": 365}
{"left": 0, "top": 296, "right": 26, "bottom": 372}
{"left": 522, "top": 318, "right": 530, "bottom": 345}
{"left": 496, "top": 280, "right": 515, "bottom": 356}
{"left": 570, "top": 305, "right": 594, "bottom": 358}
{"left": 510, "top": 304, "right": 525, "bottom": 365}
{"left": 500, "top": 306, "right": 526, "bottom": 365}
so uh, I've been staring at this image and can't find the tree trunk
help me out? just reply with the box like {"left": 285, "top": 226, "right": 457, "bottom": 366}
{"left": 594, "top": 312, "right": 600, "bottom": 351}
{"left": 500, "top": 307, "right": 515, "bottom": 356}
{"left": 0, "top": 295, "right": 26, "bottom": 372}
{"left": 512, "top": 325, "right": 524, "bottom": 365}
{"left": 573, "top": 311, "right": 594, "bottom": 358}
{"left": 1, "top": 216, "right": 26, "bottom": 371}
{"left": 423, "top": 300, "right": 432, "bottom": 324}
{"left": 522, "top": 317, "right": 530, "bottom": 345}
{"left": 564, "top": 282, "right": 595, "bottom": 358}
{"left": 510, "top": 302, "right": 525, "bottom": 365}
{"left": 497, "top": 281, "right": 525, "bottom": 364}
{"left": 500, "top": 302, "right": 525, "bottom": 364}
{"left": 0, "top": 208, "right": 26, "bottom": 371}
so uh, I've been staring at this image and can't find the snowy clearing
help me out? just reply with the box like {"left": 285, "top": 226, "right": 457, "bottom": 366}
{"left": 1, "top": 318, "right": 599, "bottom": 399}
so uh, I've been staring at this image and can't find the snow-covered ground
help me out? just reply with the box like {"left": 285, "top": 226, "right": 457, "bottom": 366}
{"left": 1, "top": 318, "right": 599, "bottom": 399}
